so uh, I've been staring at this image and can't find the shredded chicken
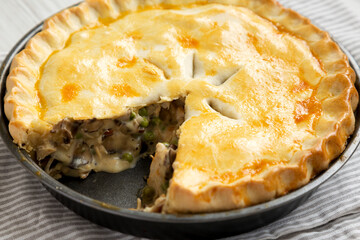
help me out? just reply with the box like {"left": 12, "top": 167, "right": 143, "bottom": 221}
{"left": 148, "top": 143, "right": 177, "bottom": 198}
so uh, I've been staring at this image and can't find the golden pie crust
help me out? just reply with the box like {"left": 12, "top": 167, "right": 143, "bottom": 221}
{"left": 4, "top": 0, "right": 358, "bottom": 213}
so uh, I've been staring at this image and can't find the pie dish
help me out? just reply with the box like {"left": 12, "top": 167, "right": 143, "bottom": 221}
{"left": 4, "top": 0, "right": 358, "bottom": 214}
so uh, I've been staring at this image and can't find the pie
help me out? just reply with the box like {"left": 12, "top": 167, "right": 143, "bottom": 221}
{"left": 4, "top": 0, "right": 358, "bottom": 213}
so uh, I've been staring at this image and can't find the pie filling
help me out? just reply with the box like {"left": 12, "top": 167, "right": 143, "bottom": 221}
{"left": 37, "top": 99, "right": 184, "bottom": 185}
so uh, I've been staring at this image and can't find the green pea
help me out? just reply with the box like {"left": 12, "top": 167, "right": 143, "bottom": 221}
{"left": 142, "top": 186, "right": 155, "bottom": 204}
{"left": 122, "top": 152, "right": 134, "bottom": 162}
{"left": 130, "top": 112, "right": 136, "bottom": 120}
{"left": 140, "top": 118, "right": 149, "bottom": 128}
{"left": 150, "top": 117, "right": 161, "bottom": 126}
{"left": 138, "top": 107, "right": 148, "bottom": 117}
{"left": 144, "top": 131, "right": 155, "bottom": 141}
{"left": 75, "top": 133, "right": 83, "bottom": 139}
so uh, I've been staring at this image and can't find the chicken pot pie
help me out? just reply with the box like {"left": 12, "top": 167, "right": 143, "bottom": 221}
{"left": 4, "top": 0, "right": 358, "bottom": 213}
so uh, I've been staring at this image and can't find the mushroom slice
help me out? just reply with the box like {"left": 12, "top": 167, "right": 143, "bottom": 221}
{"left": 70, "top": 144, "right": 93, "bottom": 169}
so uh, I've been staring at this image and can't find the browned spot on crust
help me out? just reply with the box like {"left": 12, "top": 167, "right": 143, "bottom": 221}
{"left": 35, "top": 80, "right": 48, "bottom": 118}
{"left": 111, "top": 83, "right": 139, "bottom": 97}
{"left": 126, "top": 31, "right": 143, "bottom": 40}
{"left": 208, "top": 69, "right": 218, "bottom": 76}
{"left": 177, "top": 35, "right": 199, "bottom": 49}
{"left": 61, "top": 83, "right": 81, "bottom": 102}
{"left": 98, "top": 17, "right": 115, "bottom": 26}
{"left": 247, "top": 33, "right": 260, "bottom": 52}
{"left": 117, "top": 56, "right": 137, "bottom": 68}
{"left": 294, "top": 95, "right": 322, "bottom": 123}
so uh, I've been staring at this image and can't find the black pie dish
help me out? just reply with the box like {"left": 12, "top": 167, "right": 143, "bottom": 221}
{"left": 1, "top": 20, "right": 360, "bottom": 240}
